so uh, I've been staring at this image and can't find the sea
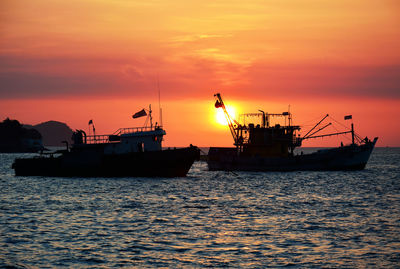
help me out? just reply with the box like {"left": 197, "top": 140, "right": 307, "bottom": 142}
{"left": 1, "top": 148, "right": 399, "bottom": 268}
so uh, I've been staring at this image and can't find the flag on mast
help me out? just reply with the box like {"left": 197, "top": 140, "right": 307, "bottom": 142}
{"left": 344, "top": 115, "right": 352, "bottom": 120}
{"left": 132, "top": 109, "right": 147, "bottom": 119}
{"left": 88, "top": 119, "right": 93, "bottom": 125}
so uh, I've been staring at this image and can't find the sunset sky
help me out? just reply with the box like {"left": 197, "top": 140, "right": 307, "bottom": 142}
{"left": 1, "top": 0, "right": 399, "bottom": 146}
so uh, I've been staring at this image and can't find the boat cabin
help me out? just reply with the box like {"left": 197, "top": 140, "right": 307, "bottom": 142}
{"left": 71, "top": 126, "right": 166, "bottom": 155}
{"left": 237, "top": 113, "right": 301, "bottom": 157}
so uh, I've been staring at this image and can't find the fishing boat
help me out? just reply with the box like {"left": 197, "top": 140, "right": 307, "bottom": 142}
{"left": 13, "top": 106, "right": 200, "bottom": 177}
{"left": 207, "top": 93, "right": 377, "bottom": 171}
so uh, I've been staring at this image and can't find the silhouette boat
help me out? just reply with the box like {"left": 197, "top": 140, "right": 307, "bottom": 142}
{"left": 207, "top": 93, "right": 377, "bottom": 171}
{"left": 13, "top": 106, "right": 200, "bottom": 177}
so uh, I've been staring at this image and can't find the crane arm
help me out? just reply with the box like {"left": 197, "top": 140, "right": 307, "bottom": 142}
{"left": 214, "top": 93, "right": 239, "bottom": 144}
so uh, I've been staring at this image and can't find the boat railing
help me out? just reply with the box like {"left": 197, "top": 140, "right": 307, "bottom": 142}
{"left": 86, "top": 135, "right": 113, "bottom": 144}
{"left": 113, "top": 126, "right": 160, "bottom": 135}
{"left": 84, "top": 126, "right": 163, "bottom": 144}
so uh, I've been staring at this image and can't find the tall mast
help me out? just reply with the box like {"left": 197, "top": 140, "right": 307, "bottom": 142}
{"left": 149, "top": 104, "right": 153, "bottom": 128}
{"left": 158, "top": 77, "right": 163, "bottom": 127}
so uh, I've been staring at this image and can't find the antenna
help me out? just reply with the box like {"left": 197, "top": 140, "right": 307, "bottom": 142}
{"left": 157, "top": 76, "right": 163, "bottom": 127}
{"left": 149, "top": 104, "right": 153, "bottom": 128}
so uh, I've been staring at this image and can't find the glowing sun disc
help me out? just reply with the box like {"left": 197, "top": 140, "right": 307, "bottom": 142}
{"left": 216, "top": 106, "right": 235, "bottom": 125}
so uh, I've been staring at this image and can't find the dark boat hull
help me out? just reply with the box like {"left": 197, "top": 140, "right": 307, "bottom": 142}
{"left": 13, "top": 146, "right": 200, "bottom": 177}
{"left": 207, "top": 138, "right": 377, "bottom": 172}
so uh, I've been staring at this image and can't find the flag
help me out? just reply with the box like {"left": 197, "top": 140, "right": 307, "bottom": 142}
{"left": 88, "top": 119, "right": 93, "bottom": 125}
{"left": 344, "top": 115, "right": 352, "bottom": 120}
{"left": 132, "top": 109, "right": 147, "bottom": 119}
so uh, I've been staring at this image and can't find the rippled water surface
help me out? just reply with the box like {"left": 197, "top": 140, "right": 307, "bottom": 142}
{"left": 1, "top": 148, "right": 400, "bottom": 268}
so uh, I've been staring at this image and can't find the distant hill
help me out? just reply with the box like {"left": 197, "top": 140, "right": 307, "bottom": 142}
{"left": 29, "top": 121, "right": 73, "bottom": 147}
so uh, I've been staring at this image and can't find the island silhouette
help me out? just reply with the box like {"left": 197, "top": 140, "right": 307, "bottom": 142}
{"left": 0, "top": 118, "right": 73, "bottom": 152}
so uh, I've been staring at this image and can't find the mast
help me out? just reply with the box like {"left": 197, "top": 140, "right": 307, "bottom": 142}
{"left": 149, "top": 104, "right": 153, "bottom": 128}
{"left": 158, "top": 77, "right": 163, "bottom": 127}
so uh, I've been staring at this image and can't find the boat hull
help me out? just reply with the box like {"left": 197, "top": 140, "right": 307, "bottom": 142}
{"left": 13, "top": 146, "right": 200, "bottom": 177}
{"left": 207, "top": 138, "right": 377, "bottom": 172}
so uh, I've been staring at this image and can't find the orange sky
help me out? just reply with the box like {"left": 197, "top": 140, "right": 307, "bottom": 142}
{"left": 1, "top": 0, "right": 399, "bottom": 146}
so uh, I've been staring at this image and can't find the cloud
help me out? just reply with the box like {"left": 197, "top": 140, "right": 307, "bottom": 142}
{"left": 0, "top": 71, "right": 114, "bottom": 98}
{"left": 0, "top": 51, "right": 249, "bottom": 99}
{"left": 121, "top": 65, "right": 144, "bottom": 80}
{"left": 0, "top": 53, "right": 399, "bottom": 101}
{"left": 169, "top": 34, "right": 233, "bottom": 44}
{"left": 243, "top": 63, "right": 400, "bottom": 100}
{"left": 0, "top": 54, "right": 158, "bottom": 98}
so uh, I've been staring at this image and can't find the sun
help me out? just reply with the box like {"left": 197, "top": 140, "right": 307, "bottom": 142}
{"left": 216, "top": 105, "right": 236, "bottom": 126}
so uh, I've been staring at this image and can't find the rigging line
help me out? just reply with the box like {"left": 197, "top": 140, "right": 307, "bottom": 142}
{"left": 330, "top": 122, "right": 352, "bottom": 142}
{"left": 301, "top": 123, "right": 322, "bottom": 128}
{"left": 300, "top": 115, "right": 328, "bottom": 126}
{"left": 305, "top": 123, "right": 332, "bottom": 138}
{"left": 354, "top": 130, "right": 363, "bottom": 140}
{"left": 331, "top": 122, "right": 344, "bottom": 133}
{"left": 329, "top": 115, "right": 350, "bottom": 130}
{"left": 303, "top": 114, "right": 329, "bottom": 138}
{"left": 330, "top": 115, "right": 363, "bottom": 142}
{"left": 335, "top": 129, "right": 351, "bottom": 142}
{"left": 302, "top": 122, "right": 320, "bottom": 126}
{"left": 331, "top": 116, "right": 364, "bottom": 143}
{"left": 355, "top": 133, "right": 363, "bottom": 143}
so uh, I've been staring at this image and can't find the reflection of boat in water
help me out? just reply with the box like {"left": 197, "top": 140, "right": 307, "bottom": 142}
{"left": 13, "top": 106, "right": 200, "bottom": 177}
{"left": 207, "top": 93, "right": 377, "bottom": 171}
